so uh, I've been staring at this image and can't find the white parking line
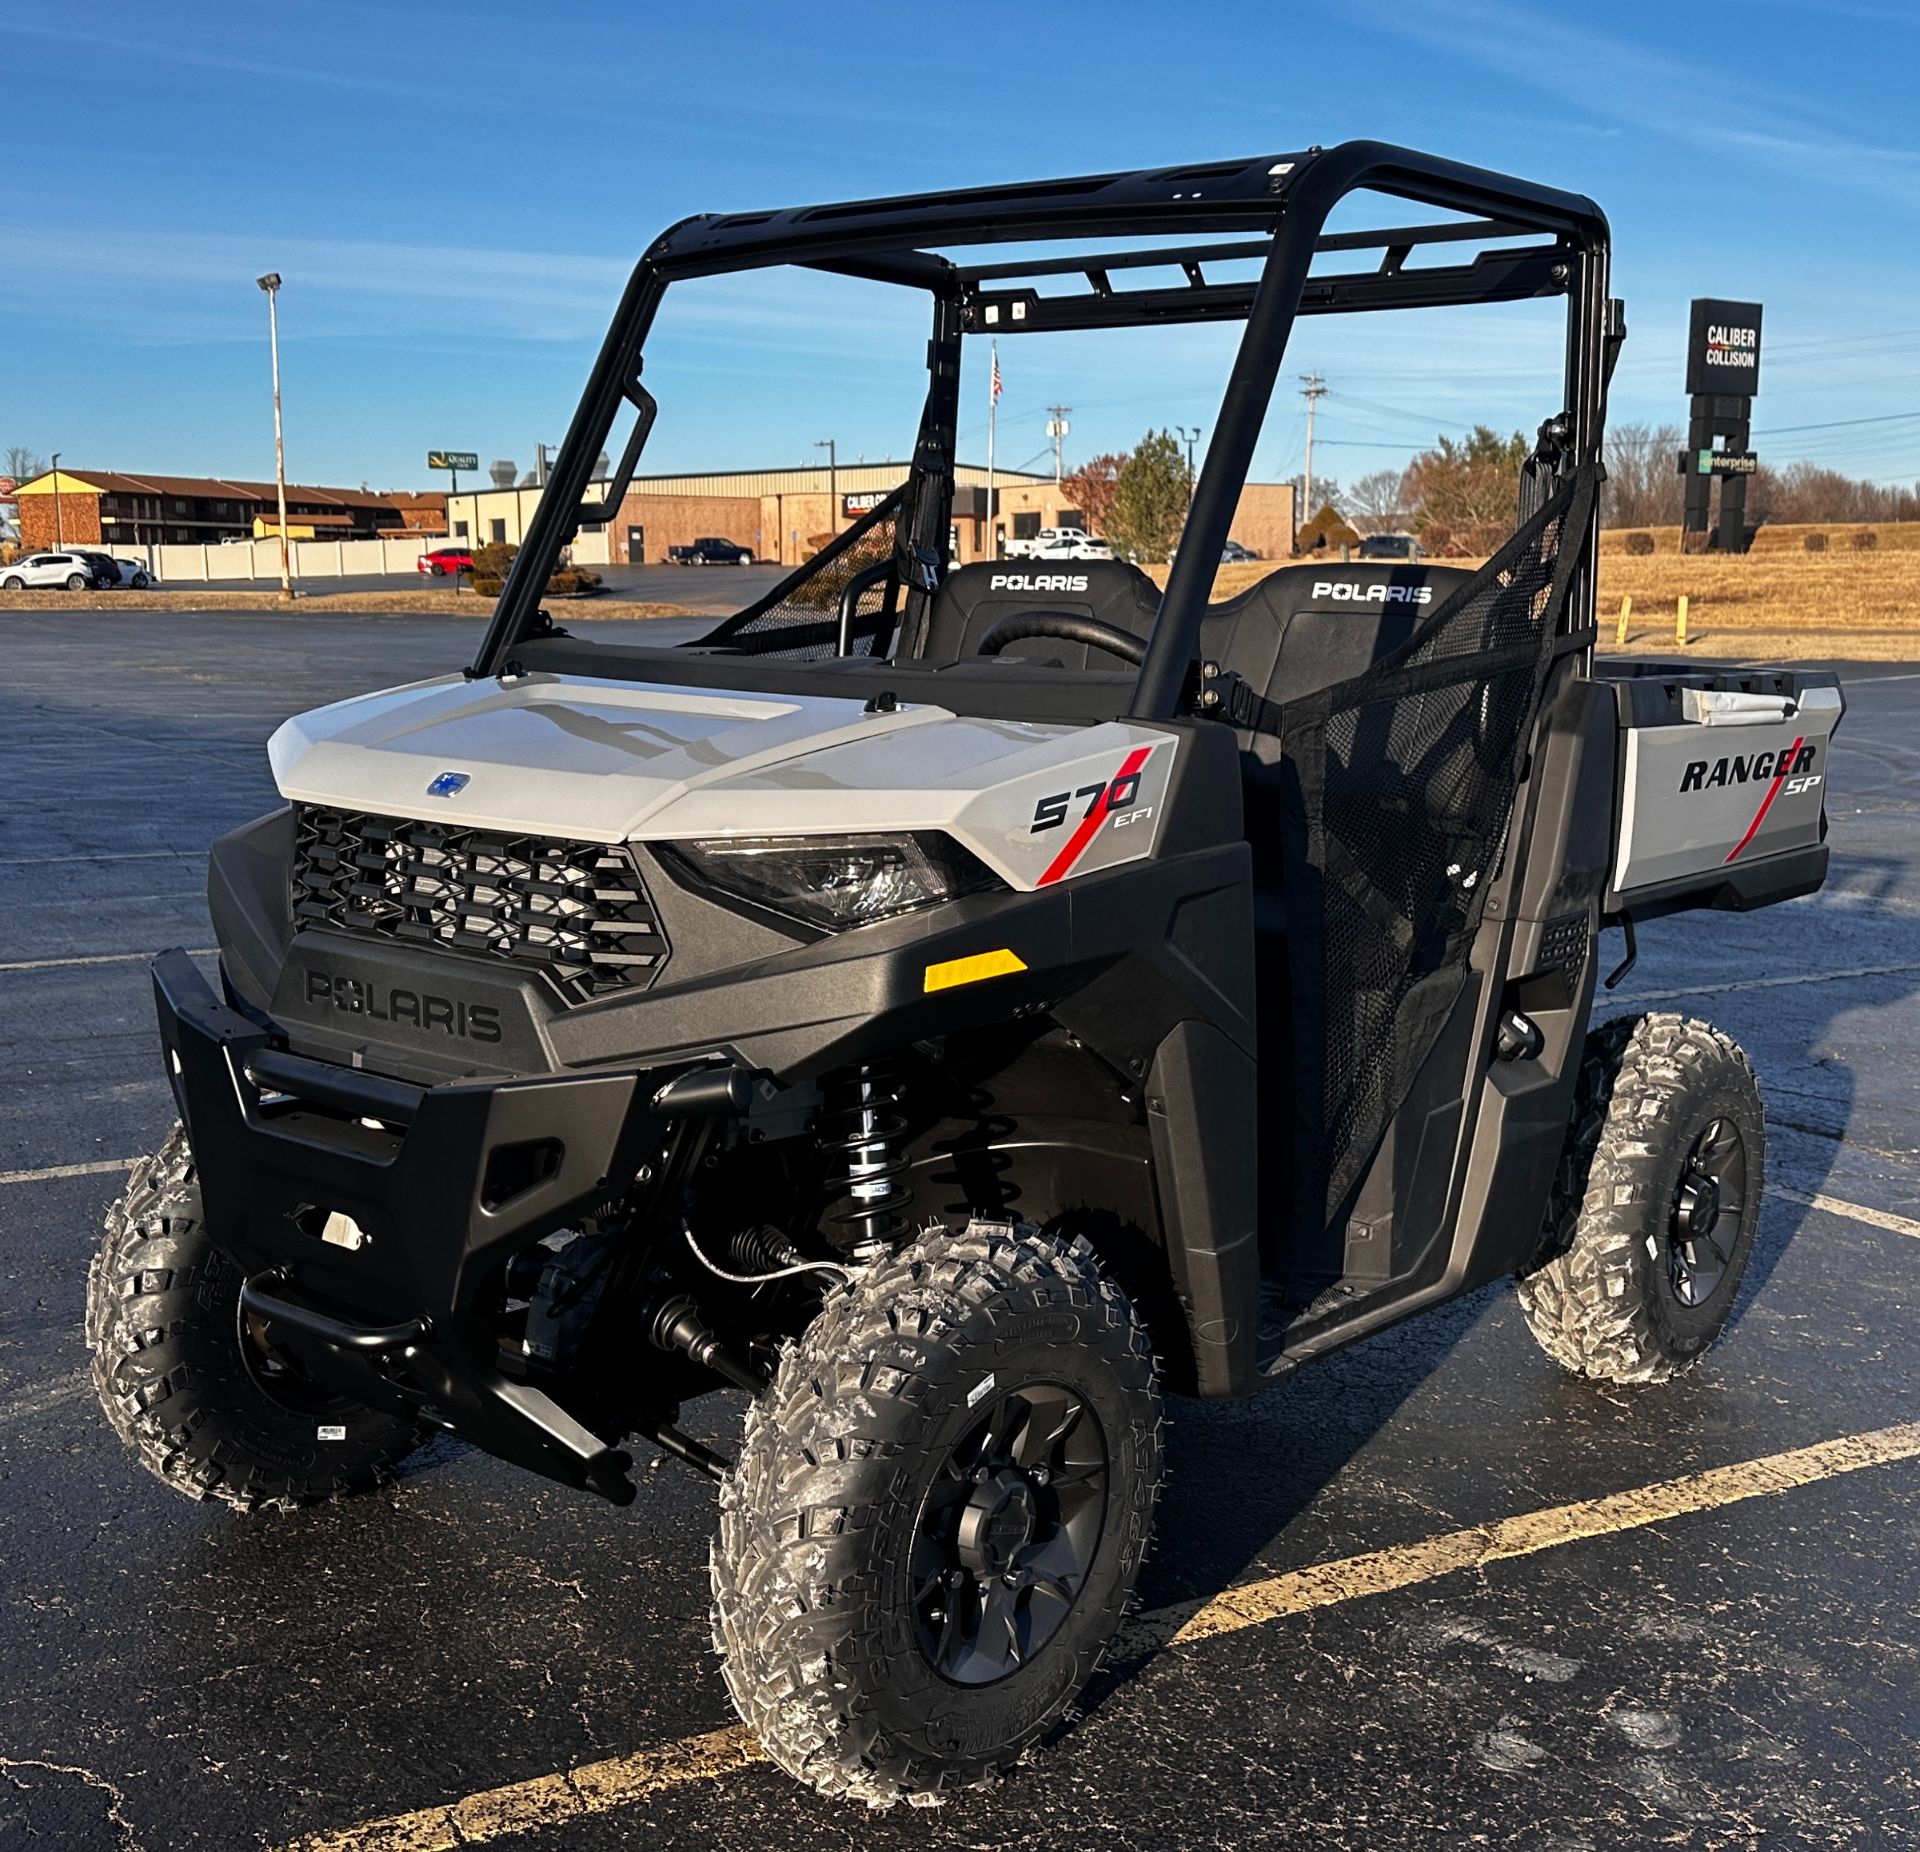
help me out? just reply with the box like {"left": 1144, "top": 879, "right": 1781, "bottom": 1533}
{"left": 1773, "top": 1186, "right": 1920, "bottom": 1241}
{"left": 1614, "top": 961, "right": 1920, "bottom": 1006}
{"left": 0, "top": 849, "right": 202, "bottom": 868}
{"left": 0, "top": 1158, "right": 136, "bottom": 1186}
{"left": 0, "top": 948, "right": 214, "bottom": 974}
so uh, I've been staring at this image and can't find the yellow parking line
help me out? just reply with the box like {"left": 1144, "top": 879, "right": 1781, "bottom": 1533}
{"left": 283, "top": 1418, "right": 1920, "bottom": 1852}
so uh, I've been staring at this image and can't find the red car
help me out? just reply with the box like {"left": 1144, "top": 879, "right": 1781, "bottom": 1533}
{"left": 417, "top": 546, "right": 474, "bottom": 576}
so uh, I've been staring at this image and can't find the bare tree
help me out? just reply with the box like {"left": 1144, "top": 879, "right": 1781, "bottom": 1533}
{"left": 1285, "top": 472, "right": 1345, "bottom": 521}
{"left": 4, "top": 445, "right": 47, "bottom": 483}
{"left": 1345, "top": 466, "right": 1409, "bottom": 534}
{"left": 1601, "top": 422, "right": 1684, "bottom": 529}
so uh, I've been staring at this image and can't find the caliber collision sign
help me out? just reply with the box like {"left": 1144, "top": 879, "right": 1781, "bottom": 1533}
{"left": 1686, "top": 299, "right": 1763, "bottom": 398}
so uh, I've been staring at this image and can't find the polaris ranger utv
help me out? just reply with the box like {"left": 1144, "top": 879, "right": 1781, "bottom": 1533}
{"left": 88, "top": 143, "right": 1842, "bottom": 1805}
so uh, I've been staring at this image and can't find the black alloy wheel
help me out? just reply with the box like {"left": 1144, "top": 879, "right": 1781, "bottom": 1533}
{"left": 910, "top": 1383, "right": 1109, "bottom": 1686}
{"left": 1667, "top": 1117, "right": 1748, "bottom": 1307}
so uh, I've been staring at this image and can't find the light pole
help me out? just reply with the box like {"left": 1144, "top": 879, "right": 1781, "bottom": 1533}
{"left": 814, "top": 438, "right": 838, "bottom": 539}
{"left": 1174, "top": 426, "right": 1202, "bottom": 554}
{"left": 1173, "top": 425, "right": 1202, "bottom": 500}
{"left": 257, "top": 273, "right": 292, "bottom": 598}
{"left": 50, "top": 451, "right": 62, "bottom": 547}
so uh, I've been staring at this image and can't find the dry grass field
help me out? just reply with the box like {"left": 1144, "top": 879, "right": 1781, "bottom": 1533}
{"left": 1153, "top": 531, "right": 1920, "bottom": 661}
{"left": 1598, "top": 520, "right": 1920, "bottom": 556}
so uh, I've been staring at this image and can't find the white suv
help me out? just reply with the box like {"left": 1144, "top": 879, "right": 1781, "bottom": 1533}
{"left": 1006, "top": 524, "right": 1093, "bottom": 558}
{"left": 1, "top": 551, "right": 114, "bottom": 590}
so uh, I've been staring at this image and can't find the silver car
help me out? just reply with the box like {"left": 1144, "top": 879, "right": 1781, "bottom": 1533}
{"left": 0, "top": 551, "right": 115, "bottom": 590}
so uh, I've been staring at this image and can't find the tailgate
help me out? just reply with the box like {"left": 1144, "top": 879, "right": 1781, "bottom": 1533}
{"left": 1604, "top": 666, "right": 1843, "bottom": 917}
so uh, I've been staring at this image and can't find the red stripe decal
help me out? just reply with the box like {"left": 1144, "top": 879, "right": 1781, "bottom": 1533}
{"left": 1723, "top": 735, "right": 1803, "bottom": 864}
{"left": 1037, "top": 745, "right": 1155, "bottom": 887}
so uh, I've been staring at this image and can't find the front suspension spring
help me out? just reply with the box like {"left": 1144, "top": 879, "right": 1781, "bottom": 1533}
{"left": 818, "top": 1061, "right": 913, "bottom": 1250}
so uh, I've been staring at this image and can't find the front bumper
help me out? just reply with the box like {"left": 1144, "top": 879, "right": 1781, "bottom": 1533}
{"left": 154, "top": 948, "right": 677, "bottom": 1502}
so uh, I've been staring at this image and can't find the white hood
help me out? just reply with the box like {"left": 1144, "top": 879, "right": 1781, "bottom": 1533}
{"left": 268, "top": 670, "right": 1178, "bottom": 890}
{"left": 268, "top": 671, "right": 1063, "bottom": 841}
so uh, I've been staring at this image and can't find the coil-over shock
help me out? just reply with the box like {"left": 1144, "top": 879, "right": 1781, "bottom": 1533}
{"left": 819, "top": 1061, "right": 913, "bottom": 1254}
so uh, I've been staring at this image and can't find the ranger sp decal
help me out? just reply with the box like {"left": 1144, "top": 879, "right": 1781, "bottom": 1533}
{"left": 1723, "top": 735, "right": 1805, "bottom": 864}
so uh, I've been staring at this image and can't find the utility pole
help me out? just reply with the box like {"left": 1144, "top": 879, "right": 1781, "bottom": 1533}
{"left": 257, "top": 273, "right": 292, "bottom": 598}
{"left": 1299, "top": 372, "right": 1327, "bottom": 526}
{"left": 50, "top": 451, "right": 62, "bottom": 547}
{"left": 814, "top": 438, "right": 838, "bottom": 536}
{"left": 1046, "top": 405, "right": 1072, "bottom": 485}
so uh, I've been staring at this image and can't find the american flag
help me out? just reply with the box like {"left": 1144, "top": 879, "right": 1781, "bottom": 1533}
{"left": 990, "top": 342, "right": 1003, "bottom": 402}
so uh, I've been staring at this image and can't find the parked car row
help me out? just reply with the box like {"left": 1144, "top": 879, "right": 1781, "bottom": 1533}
{"left": 1004, "top": 525, "right": 1115, "bottom": 561}
{"left": 1, "top": 550, "right": 156, "bottom": 590}
{"left": 1167, "top": 537, "right": 1260, "bottom": 565}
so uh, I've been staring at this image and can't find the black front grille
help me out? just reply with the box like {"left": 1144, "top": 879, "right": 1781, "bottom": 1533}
{"left": 291, "top": 807, "right": 668, "bottom": 1003}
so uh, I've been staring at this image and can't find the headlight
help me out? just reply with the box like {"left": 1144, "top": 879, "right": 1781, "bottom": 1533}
{"left": 664, "top": 832, "right": 1002, "bottom": 931}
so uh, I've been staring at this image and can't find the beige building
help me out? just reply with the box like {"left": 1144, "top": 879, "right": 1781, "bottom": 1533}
{"left": 446, "top": 462, "right": 1294, "bottom": 569}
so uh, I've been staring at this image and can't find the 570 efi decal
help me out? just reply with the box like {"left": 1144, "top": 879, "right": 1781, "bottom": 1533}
{"left": 1030, "top": 745, "right": 1157, "bottom": 886}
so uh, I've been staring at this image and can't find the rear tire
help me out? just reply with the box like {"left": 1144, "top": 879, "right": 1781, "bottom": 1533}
{"left": 1517, "top": 1013, "right": 1765, "bottom": 1385}
{"left": 712, "top": 1221, "right": 1162, "bottom": 1806}
{"left": 66, "top": 573, "right": 87, "bottom": 590}
{"left": 86, "top": 1124, "right": 427, "bottom": 1510}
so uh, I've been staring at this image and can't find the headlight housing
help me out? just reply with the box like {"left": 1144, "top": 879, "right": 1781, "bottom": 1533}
{"left": 664, "top": 832, "right": 1002, "bottom": 931}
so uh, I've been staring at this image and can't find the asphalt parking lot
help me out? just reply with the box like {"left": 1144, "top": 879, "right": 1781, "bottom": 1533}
{"left": 183, "top": 562, "right": 789, "bottom": 613}
{"left": 3, "top": 613, "right": 1919, "bottom": 1851}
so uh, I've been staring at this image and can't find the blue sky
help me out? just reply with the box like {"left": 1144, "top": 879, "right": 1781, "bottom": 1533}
{"left": 5, "top": 0, "right": 1917, "bottom": 495}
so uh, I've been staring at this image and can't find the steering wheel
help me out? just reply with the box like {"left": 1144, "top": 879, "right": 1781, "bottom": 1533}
{"left": 975, "top": 610, "right": 1147, "bottom": 666}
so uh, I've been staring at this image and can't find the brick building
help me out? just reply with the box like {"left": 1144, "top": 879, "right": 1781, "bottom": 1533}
{"left": 12, "top": 469, "right": 441, "bottom": 549}
{"left": 446, "top": 463, "right": 1294, "bottom": 567}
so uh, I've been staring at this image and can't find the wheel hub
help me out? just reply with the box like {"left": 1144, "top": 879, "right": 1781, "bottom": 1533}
{"left": 956, "top": 1470, "right": 1037, "bottom": 1577}
{"left": 1675, "top": 1171, "right": 1721, "bottom": 1239}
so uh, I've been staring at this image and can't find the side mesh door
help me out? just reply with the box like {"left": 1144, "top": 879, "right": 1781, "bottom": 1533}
{"left": 1274, "top": 465, "right": 1599, "bottom": 1246}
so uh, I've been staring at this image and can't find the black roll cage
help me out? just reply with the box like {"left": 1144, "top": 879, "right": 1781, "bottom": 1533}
{"left": 471, "top": 141, "right": 1615, "bottom": 716}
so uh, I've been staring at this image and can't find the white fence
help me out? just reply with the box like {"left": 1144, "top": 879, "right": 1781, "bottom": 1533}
{"left": 100, "top": 537, "right": 438, "bottom": 581}
{"left": 98, "top": 533, "right": 605, "bottom": 581}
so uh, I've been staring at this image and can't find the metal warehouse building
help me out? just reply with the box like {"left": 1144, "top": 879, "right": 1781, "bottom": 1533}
{"left": 446, "top": 462, "right": 1295, "bottom": 567}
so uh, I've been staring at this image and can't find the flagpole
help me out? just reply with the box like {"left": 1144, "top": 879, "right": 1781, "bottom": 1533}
{"left": 985, "top": 339, "right": 997, "bottom": 561}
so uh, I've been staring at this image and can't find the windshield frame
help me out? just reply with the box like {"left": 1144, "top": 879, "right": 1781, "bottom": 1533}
{"left": 470, "top": 142, "right": 1613, "bottom": 716}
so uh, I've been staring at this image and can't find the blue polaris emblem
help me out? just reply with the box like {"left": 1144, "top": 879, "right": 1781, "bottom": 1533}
{"left": 426, "top": 771, "right": 471, "bottom": 798}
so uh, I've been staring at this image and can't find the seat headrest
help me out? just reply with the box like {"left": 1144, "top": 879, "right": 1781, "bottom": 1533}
{"left": 921, "top": 557, "right": 1162, "bottom": 664}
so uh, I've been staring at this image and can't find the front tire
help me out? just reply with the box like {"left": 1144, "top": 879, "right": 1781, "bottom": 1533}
{"left": 712, "top": 1221, "right": 1162, "bottom": 1806}
{"left": 86, "top": 1125, "right": 427, "bottom": 1510}
{"left": 1518, "top": 1013, "right": 1765, "bottom": 1384}
{"left": 2, "top": 575, "right": 23, "bottom": 590}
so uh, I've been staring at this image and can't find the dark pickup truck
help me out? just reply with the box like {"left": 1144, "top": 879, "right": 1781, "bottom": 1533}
{"left": 667, "top": 536, "right": 755, "bottom": 565}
